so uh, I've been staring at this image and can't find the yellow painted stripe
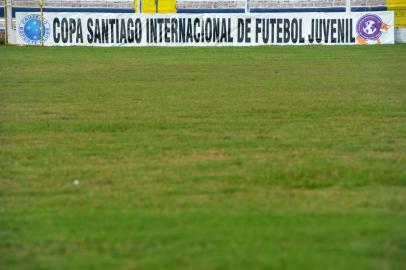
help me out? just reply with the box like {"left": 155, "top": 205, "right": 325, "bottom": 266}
{"left": 142, "top": 0, "right": 157, "bottom": 13}
{"left": 387, "top": 0, "right": 406, "bottom": 8}
{"left": 158, "top": 0, "right": 176, "bottom": 13}
{"left": 387, "top": 0, "right": 406, "bottom": 27}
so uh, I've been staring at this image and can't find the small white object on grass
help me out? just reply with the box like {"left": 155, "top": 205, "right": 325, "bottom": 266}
{"left": 73, "top": 179, "right": 80, "bottom": 186}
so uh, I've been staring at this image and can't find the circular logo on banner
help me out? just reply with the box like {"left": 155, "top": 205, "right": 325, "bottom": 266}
{"left": 19, "top": 14, "right": 50, "bottom": 44}
{"left": 356, "top": 14, "right": 383, "bottom": 41}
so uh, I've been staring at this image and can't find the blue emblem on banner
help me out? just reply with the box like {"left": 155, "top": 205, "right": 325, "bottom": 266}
{"left": 19, "top": 14, "right": 50, "bottom": 44}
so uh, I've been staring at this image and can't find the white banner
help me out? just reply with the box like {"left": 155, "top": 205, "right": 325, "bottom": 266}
{"left": 16, "top": 12, "right": 395, "bottom": 46}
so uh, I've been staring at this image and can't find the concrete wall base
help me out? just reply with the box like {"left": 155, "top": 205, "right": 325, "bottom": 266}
{"left": 395, "top": 28, "right": 406, "bottom": 43}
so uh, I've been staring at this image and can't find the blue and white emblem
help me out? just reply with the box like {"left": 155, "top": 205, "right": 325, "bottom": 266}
{"left": 19, "top": 14, "right": 50, "bottom": 44}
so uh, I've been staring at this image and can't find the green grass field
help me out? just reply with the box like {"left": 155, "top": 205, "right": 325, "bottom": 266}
{"left": 1, "top": 45, "right": 405, "bottom": 269}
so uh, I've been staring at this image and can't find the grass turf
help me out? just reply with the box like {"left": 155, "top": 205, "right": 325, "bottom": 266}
{"left": 0, "top": 45, "right": 405, "bottom": 269}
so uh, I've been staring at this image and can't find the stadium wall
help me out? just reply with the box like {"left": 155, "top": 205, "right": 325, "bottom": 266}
{"left": 0, "top": 0, "right": 394, "bottom": 17}
{"left": 1, "top": 0, "right": 405, "bottom": 44}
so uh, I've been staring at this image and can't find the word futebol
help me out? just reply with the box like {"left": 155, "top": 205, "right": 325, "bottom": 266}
{"left": 52, "top": 17, "right": 357, "bottom": 44}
